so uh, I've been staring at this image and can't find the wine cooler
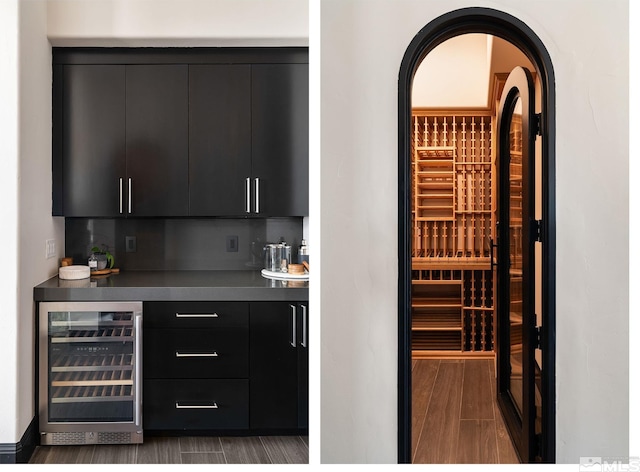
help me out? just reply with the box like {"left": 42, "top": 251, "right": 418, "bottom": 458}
{"left": 38, "top": 302, "right": 143, "bottom": 445}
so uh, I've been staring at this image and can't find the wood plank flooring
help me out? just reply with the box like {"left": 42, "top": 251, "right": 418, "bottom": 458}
{"left": 412, "top": 358, "right": 520, "bottom": 464}
{"left": 29, "top": 435, "right": 308, "bottom": 464}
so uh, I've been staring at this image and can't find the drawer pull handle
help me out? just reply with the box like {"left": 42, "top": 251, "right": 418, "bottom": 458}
{"left": 175, "top": 351, "right": 218, "bottom": 358}
{"left": 175, "top": 402, "right": 218, "bottom": 409}
{"left": 175, "top": 313, "right": 219, "bottom": 318}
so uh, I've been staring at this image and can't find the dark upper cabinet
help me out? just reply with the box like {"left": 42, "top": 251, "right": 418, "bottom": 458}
{"left": 60, "top": 65, "right": 126, "bottom": 217}
{"left": 126, "top": 65, "right": 189, "bottom": 216}
{"left": 53, "top": 49, "right": 307, "bottom": 218}
{"left": 251, "top": 64, "right": 309, "bottom": 217}
{"left": 190, "top": 63, "right": 308, "bottom": 217}
{"left": 189, "top": 65, "right": 252, "bottom": 216}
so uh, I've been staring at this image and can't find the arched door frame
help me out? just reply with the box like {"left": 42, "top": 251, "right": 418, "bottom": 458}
{"left": 398, "top": 7, "right": 556, "bottom": 463}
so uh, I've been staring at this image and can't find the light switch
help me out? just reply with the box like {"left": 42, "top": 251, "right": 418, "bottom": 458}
{"left": 46, "top": 239, "right": 56, "bottom": 259}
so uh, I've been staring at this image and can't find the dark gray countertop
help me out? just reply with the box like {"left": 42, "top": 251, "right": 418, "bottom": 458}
{"left": 34, "top": 270, "right": 308, "bottom": 302}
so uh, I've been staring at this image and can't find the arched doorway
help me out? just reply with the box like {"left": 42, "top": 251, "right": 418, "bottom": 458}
{"left": 398, "top": 7, "right": 556, "bottom": 463}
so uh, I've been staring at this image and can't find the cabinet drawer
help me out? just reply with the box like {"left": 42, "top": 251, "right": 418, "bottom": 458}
{"left": 144, "top": 328, "right": 248, "bottom": 378}
{"left": 144, "top": 302, "right": 248, "bottom": 328}
{"left": 144, "top": 379, "right": 248, "bottom": 430}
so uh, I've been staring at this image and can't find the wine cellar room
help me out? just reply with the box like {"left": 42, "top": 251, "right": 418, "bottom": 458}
{"left": 410, "top": 33, "right": 540, "bottom": 359}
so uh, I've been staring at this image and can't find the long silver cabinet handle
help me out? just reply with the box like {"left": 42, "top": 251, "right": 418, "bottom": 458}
{"left": 245, "top": 177, "right": 251, "bottom": 213}
{"left": 175, "top": 351, "right": 218, "bottom": 358}
{"left": 134, "top": 312, "right": 143, "bottom": 429}
{"left": 175, "top": 402, "right": 218, "bottom": 409}
{"left": 119, "top": 178, "right": 123, "bottom": 214}
{"left": 301, "top": 304, "right": 307, "bottom": 348}
{"left": 290, "top": 304, "right": 297, "bottom": 347}
{"left": 254, "top": 178, "right": 260, "bottom": 214}
{"left": 175, "top": 313, "right": 219, "bottom": 318}
{"left": 128, "top": 178, "right": 132, "bottom": 214}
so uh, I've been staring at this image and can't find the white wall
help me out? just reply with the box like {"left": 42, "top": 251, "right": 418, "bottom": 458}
{"left": 0, "top": 0, "right": 64, "bottom": 446}
{"left": 47, "top": 0, "right": 308, "bottom": 47}
{"left": 18, "top": 0, "right": 66, "bottom": 443}
{"left": 0, "top": 0, "right": 21, "bottom": 444}
{"left": 320, "top": 0, "right": 629, "bottom": 464}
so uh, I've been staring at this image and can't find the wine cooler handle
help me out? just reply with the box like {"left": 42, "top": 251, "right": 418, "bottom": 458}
{"left": 134, "top": 312, "right": 143, "bottom": 429}
{"left": 290, "top": 304, "right": 297, "bottom": 347}
{"left": 175, "top": 402, "right": 218, "bottom": 409}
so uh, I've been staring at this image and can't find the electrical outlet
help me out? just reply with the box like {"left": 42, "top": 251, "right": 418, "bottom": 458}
{"left": 45, "top": 239, "right": 56, "bottom": 259}
{"left": 125, "top": 236, "right": 137, "bottom": 253}
{"left": 226, "top": 235, "right": 239, "bottom": 252}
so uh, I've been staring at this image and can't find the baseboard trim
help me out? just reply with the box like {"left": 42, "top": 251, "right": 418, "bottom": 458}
{"left": 0, "top": 416, "right": 38, "bottom": 464}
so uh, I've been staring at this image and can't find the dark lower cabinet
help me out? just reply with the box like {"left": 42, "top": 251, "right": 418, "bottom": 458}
{"left": 144, "top": 379, "right": 249, "bottom": 430}
{"left": 143, "top": 300, "right": 307, "bottom": 433}
{"left": 143, "top": 301, "right": 250, "bottom": 431}
{"left": 250, "top": 302, "right": 308, "bottom": 430}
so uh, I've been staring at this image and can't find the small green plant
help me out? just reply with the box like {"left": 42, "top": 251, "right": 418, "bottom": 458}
{"left": 91, "top": 244, "right": 114, "bottom": 269}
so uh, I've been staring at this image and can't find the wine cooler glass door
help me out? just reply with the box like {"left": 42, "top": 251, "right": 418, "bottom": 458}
{"left": 40, "top": 302, "right": 142, "bottom": 429}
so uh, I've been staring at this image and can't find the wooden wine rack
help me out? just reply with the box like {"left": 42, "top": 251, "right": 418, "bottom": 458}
{"left": 411, "top": 111, "right": 496, "bottom": 357}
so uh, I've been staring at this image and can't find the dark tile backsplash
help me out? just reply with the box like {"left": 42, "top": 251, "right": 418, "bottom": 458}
{"left": 65, "top": 218, "right": 303, "bottom": 271}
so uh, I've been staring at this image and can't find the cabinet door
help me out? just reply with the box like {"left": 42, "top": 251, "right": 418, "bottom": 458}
{"left": 297, "top": 303, "right": 309, "bottom": 429}
{"left": 61, "top": 65, "right": 126, "bottom": 217}
{"left": 126, "top": 65, "right": 189, "bottom": 216}
{"left": 250, "top": 302, "right": 298, "bottom": 429}
{"left": 251, "top": 64, "right": 309, "bottom": 216}
{"left": 189, "top": 65, "right": 252, "bottom": 216}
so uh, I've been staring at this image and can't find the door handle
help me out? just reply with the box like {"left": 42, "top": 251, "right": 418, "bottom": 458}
{"left": 245, "top": 177, "right": 251, "bottom": 213}
{"left": 128, "top": 178, "right": 132, "bottom": 214}
{"left": 490, "top": 237, "right": 498, "bottom": 272}
{"left": 301, "top": 304, "right": 307, "bottom": 348}
{"left": 254, "top": 178, "right": 260, "bottom": 214}
{"left": 119, "top": 178, "right": 123, "bottom": 214}
{"left": 290, "top": 304, "right": 297, "bottom": 347}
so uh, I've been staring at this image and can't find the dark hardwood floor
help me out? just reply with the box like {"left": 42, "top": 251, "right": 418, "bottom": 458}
{"left": 29, "top": 435, "right": 308, "bottom": 464}
{"left": 412, "top": 358, "right": 520, "bottom": 464}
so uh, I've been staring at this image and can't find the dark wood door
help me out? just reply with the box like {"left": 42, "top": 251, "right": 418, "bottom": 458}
{"left": 496, "top": 66, "right": 541, "bottom": 462}
{"left": 189, "top": 65, "right": 252, "bottom": 216}
{"left": 126, "top": 64, "right": 189, "bottom": 216}
{"left": 61, "top": 65, "right": 126, "bottom": 217}
{"left": 251, "top": 64, "right": 309, "bottom": 216}
{"left": 249, "top": 302, "right": 299, "bottom": 429}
